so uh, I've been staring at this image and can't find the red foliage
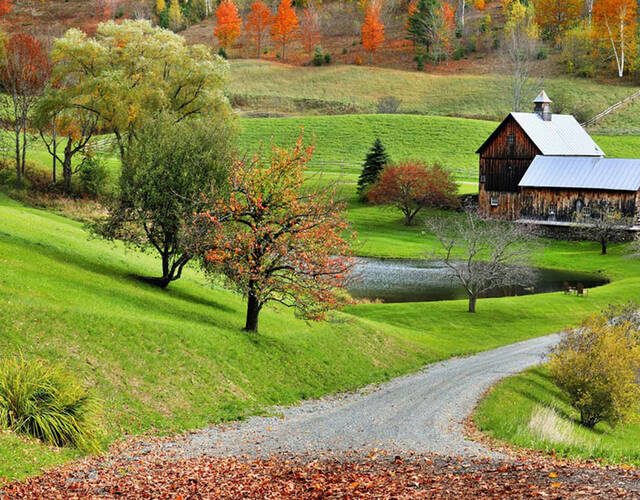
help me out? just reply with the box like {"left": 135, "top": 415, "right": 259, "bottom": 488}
{"left": 300, "top": 7, "right": 321, "bottom": 58}
{"left": 245, "top": 0, "right": 272, "bottom": 57}
{"left": 215, "top": 0, "right": 243, "bottom": 50}
{"left": 361, "top": 2, "right": 385, "bottom": 63}
{"left": 271, "top": 0, "right": 299, "bottom": 61}
{"left": 0, "top": 0, "right": 13, "bottom": 16}
{"left": 0, "top": 33, "right": 51, "bottom": 95}
{"left": 193, "top": 136, "right": 353, "bottom": 332}
{"left": 367, "top": 162, "right": 459, "bottom": 225}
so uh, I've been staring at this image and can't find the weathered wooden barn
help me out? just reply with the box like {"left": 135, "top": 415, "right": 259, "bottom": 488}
{"left": 474, "top": 91, "right": 640, "bottom": 224}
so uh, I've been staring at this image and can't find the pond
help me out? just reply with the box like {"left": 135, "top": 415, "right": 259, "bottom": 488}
{"left": 347, "top": 258, "right": 608, "bottom": 304}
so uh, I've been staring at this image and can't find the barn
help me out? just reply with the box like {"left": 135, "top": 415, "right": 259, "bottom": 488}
{"left": 474, "top": 91, "right": 640, "bottom": 226}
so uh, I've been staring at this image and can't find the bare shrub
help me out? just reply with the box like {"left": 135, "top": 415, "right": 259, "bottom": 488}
{"left": 377, "top": 96, "right": 402, "bottom": 114}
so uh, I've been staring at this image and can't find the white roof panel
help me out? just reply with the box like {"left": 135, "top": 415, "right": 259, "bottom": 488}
{"left": 520, "top": 156, "right": 640, "bottom": 191}
{"left": 510, "top": 112, "right": 604, "bottom": 157}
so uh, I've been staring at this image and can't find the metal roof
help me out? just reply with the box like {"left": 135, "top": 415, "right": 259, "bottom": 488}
{"left": 519, "top": 156, "right": 640, "bottom": 191}
{"left": 510, "top": 112, "right": 604, "bottom": 157}
{"left": 533, "top": 90, "right": 552, "bottom": 103}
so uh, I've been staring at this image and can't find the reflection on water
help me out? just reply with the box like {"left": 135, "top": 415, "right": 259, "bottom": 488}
{"left": 347, "top": 258, "right": 608, "bottom": 304}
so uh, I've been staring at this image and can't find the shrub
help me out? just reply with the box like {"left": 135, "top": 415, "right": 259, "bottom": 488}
{"left": 376, "top": 96, "right": 402, "bottom": 114}
{"left": 415, "top": 54, "right": 424, "bottom": 71}
{"left": 355, "top": 55, "right": 363, "bottom": 65}
{"left": 79, "top": 154, "right": 110, "bottom": 198}
{"left": 549, "top": 314, "right": 640, "bottom": 428}
{"left": 324, "top": 52, "right": 332, "bottom": 64}
{"left": 453, "top": 45, "right": 465, "bottom": 60}
{"left": 313, "top": 47, "right": 324, "bottom": 66}
{"left": 0, "top": 357, "right": 100, "bottom": 452}
{"left": 218, "top": 47, "right": 228, "bottom": 59}
{"left": 342, "top": 47, "right": 347, "bottom": 54}
{"left": 536, "top": 47, "right": 547, "bottom": 60}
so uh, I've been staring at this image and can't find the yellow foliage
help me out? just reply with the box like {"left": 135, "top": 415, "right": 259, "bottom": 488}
{"left": 156, "top": 0, "right": 166, "bottom": 13}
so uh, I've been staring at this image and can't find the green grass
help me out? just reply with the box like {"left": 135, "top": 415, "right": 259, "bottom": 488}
{"left": 589, "top": 98, "right": 640, "bottom": 135}
{"left": 229, "top": 60, "right": 639, "bottom": 120}
{"left": 474, "top": 366, "right": 640, "bottom": 466}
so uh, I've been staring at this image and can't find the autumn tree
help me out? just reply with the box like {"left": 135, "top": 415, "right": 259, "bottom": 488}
{"left": 271, "top": 0, "right": 298, "bottom": 61}
{"left": 97, "top": 113, "right": 234, "bottom": 288}
{"left": 534, "top": 0, "right": 582, "bottom": 41}
{"left": 50, "top": 21, "right": 231, "bottom": 161}
{"left": 0, "top": 0, "right": 13, "bottom": 16}
{"left": 426, "top": 211, "right": 538, "bottom": 313}
{"left": 367, "top": 162, "right": 458, "bottom": 225}
{"left": 0, "top": 33, "right": 51, "bottom": 186}
{"left": 592, "top": 0, "right": 637, "bottom": 77}
{"left": 215, "top": 0, "right": 242, "bottom": 51}
{"left": 300, "top": 7, "right": 320, "bottom": 59}
{"left": 361, "top": 2, "right": 385, "bottom": 63}
{"left": 246, "top": 0, "right": 272, "bottom": 57}
{"left": 194, "top": 137, "right": 353, "bottom": 333}
{"left": 433, "top": 2, "right": 455, "bottom": 64}
{"left": 500, "top": 1, "right": 540, "bottom": 111}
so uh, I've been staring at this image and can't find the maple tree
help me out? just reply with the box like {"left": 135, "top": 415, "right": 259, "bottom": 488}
{"left": 194, "top": 136, "right": 353, "bottom": 333}
{"left": 433, "top": 2, "right": 455, "bottom": 64}
{"left": 592, "top": 0, "right": 637, "bottom": 77}
{"left": 534, "top": 0, "right": 582, "bottom": 41}
{"left": 0, "top": 33, "right": 51, "bottom": 186}
{"left": 0, "top": 0, "right": 13, "bottom": 16}
{"left": 361, "top": 2, "right": 385, "bottom": 63}
{"left": 215, "top": 0, "right": 242, "bottom": 51}
{"left": 367, "top": 162, "right": 458, "bottom": 225}
{"left": 271, "top": 0, "right": 299, "bottom": 61}
{"left": 299, "top": 7, "right": 321, "bottom": 58}
{"left": 245, "top": 0, "right": 272, "bottom": 57}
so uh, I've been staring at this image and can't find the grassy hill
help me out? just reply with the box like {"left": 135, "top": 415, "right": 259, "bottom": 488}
{"left": 229, "top": 60, "right": 639, "bottom": 120}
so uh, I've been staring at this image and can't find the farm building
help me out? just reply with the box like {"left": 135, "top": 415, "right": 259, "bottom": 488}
{"left": 476, "top": 91, "right": 640, "bottom": 226}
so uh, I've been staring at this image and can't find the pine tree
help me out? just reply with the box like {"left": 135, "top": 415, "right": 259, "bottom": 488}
{"left": 407, "top": 0, "right": 440, "bottom": 57}
{"left": 357, "top": 138, "right": 390, "bottom": 200}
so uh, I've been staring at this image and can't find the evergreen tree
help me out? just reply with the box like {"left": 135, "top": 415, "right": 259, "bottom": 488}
{"left": 407, "top": 0, "right": 440, "bottom": 57}
{"left": 357, "top": 138, "right": 390, "bottom": 200}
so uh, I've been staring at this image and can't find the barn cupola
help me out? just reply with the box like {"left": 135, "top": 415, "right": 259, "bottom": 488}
{"left": 533, "top": 90, "right": 552, "bottom": 121}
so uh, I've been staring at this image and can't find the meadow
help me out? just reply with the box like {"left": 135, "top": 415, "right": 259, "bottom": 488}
{"left": 474, "top": 366, "right": 640, "bottom": 466}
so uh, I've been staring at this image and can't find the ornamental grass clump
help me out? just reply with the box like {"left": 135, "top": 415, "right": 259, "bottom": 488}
{"left": 0, "top": 357, "right": 100, "bottom": 452}
{"left": 549, "top": 314, "right": 640, "bottom": 429}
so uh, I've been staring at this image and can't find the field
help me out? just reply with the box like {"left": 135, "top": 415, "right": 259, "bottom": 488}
{"left": 474, "top": 366, "right": 640, "bottom": 466}
{"left": 229, "top": 60, "right": 639, "bottom": 123}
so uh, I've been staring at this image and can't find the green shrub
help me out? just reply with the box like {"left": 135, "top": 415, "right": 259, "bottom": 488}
{"left": 79, "top": 154, "right": 109, "bottom": 198}
{"left": 218, "top": 47, "right": 228, "bottom": 59}
{"left": 313, "top": 47, "right": 324, "bottom": 66}
{"left": 342, "top": 47, "right": 347, "bottom": 55}
{"left": 453, "top": 45, "right": 465, "bottom": 61}
{"left": 549, "top": 314, "right": 640, "bottom": 428}
{"left": 324, "top": 53, "right": 332, "bottom": 64}
{"left": 0, "top": 357, "right": 100, "bottom": 452}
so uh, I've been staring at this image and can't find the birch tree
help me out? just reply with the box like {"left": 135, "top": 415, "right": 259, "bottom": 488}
{"left": 592, "top": 0, "right": 636, "bottom": 77}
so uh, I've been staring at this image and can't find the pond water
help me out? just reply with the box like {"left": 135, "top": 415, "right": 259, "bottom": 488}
{"left": 347, "top": 258, "right": 608, "bottom": 304}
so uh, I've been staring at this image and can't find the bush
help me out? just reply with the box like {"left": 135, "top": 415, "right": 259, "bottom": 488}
{"left": 324, "top": 53, "right": 332, "bottom": 64}
{"left": 342, "top": 47, "right": 347, "bottom": 55}
{"left": 0, "top": 357, "right": 100, "bottom": 452}
{"left": 549, "top": 314, "right": 640, "bottom": 428}
{"left": 376, "top": 96, "right": 402, "bottom": 114}
{"left": 313, "top": 47, "right": 324, "bottom": 66}
{"left": 355, "top": 56, "right": 362, "bottom": 65}
{"left": 79, "top": 154, "right": 110, "bottom": 198}
{"left": 453, "top": 45, "right": 465, "bottom": 61}
{"left": 415, "top": 54, "right": 424, "bottom": 71}
{"left": 218, "top": 47, "right": 228, "bottom": 59}
{"left": 536, "top": 47, "right": 547, "bottom": 60}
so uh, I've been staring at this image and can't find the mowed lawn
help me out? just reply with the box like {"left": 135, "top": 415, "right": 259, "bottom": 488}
{"left": 229, "top": 60, "right": 639, "bottom": 120}
{"left": 475, "top": 366, "right": 640, "bottom": 466}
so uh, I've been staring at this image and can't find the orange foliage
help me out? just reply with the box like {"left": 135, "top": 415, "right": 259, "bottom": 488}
{"left": 246, "top": 1, "right": 272, "bottom": 57}
{"left": 592, "top": 0, "right": 637, "bottom": 76}
{"left": 534, "top": 0, "right": 582, "bottom": 39}
{"left": 0, "top": 0, "right": 13, "bottom": 16}
{"left": 474, "top": 0, "right": 485, "bottom": 10}
{"left": 361, "top": 3, "right": 385, "bottom": 63}
{"left": 300, "top": 7, "right": 321, "bottom": 57}
{"left": 215, "top": 0, "right": 243, "bottom": 50}
{"left": 437, "top": 1, "right": 455, "bottom": 62}
{"left": 271, "top": 0, "right": 299, "bottom": 61}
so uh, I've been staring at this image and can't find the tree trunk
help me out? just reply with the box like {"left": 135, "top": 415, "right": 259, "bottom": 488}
{"left": 62, "top": 142, "right": 73, "bottom": 194}
{"left": 601, "top": 238, "right": 607, "bottom": 255}
{"left": 244, "top": 287, "right": 261, "bottom": 332}
{"left": 404, "top": 211, "right": 413, "bottom": 226}
{"left": 14, "top": 125, "right": 21, "bottom": 186}
{"left": 468, "top": 295, "right": 477, "bottom": 313}
{"left": 52, "top": 122, "right": 57, "bottom": 184}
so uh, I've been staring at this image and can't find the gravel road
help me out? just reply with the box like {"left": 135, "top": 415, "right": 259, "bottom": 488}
{"left": 158, "top": 333, "right": 560, "bottom": 460}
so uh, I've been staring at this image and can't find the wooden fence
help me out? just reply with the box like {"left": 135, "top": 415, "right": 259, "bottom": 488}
{"left": 307, "top": 160, "right": 477, "bottom": 179}
{"left": 582, "top": 89, "right": 640, "bottom": 127}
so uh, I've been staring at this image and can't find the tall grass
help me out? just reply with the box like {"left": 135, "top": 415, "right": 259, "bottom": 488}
{"left": 0, "top": 357, "right": 100, "bottom": 452}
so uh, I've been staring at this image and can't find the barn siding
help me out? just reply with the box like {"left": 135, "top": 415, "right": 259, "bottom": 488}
{"left": 478, "top": 115, "right": 540, "bottom": 219}
{"left": 520, "top": 188, "right": 638, "bottom": 221}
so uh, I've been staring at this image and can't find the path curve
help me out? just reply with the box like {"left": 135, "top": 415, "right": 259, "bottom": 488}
{"left": 158, "top": 333, "right": 560, "bottom": 460}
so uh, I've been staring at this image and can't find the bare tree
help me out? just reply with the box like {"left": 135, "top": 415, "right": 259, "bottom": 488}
{"left": 425, "top": 211, "right": 539, "bottom": 313}
{"left": 499, "top": 2, "right": 540, "bottom": 112}
{"left": 576, "top": 211, "right": 632, "bottom": 255}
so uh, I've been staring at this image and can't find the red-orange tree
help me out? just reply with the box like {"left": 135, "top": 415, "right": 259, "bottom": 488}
{"left": 592, "top": 0, "right": 637, "bottom": 77}
{"left": 367, "top": 162, "right": 458, "bottom": 225}
{"left": 361, "top": 3, "right": 385, "bottom": 63}
{"left": 271, "top": 0, "right": 298, "bottom": 61}
{"left": 246, "top": 0, "right": 272, "bottom": 57}
{"left": 0, "top": 33, "right": 50, "bottom": 185}
{"left": 215, "top": 0, "right": 243, "bottom": 50}
{"left": 194, "top": 137, "right": 353, "bottom": 333}
{"left": 0, "top": 0, "right": 13, "bottom": 16}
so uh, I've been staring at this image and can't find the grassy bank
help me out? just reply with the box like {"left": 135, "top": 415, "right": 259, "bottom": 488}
{"left": 229, "top": 60, "right": 638, "bottom": 121}
{"left": 474, "top": 366, "right": 640, "bottom": 466}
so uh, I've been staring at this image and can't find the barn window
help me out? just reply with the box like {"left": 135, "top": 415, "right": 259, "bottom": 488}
{"left": 480, "top": 174, "right": 486, "bottom": 183}
{"left": 548, "top": 205, "right": 556, "bottom": 216}
{"left": 582, "top": 206, "right": 591, "bottom": 217}
{"left": 507, "top": 133, "right": 515, "bottom": 146}
{"left": 490, "top": 196, "right": 499, "bottom": 207}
